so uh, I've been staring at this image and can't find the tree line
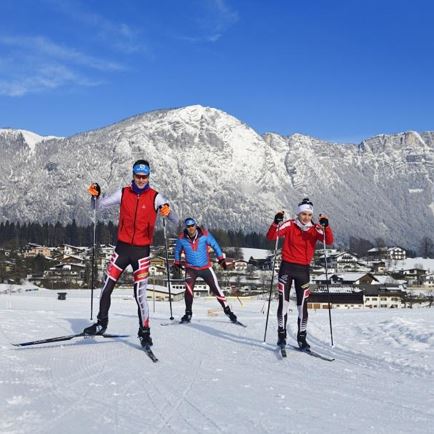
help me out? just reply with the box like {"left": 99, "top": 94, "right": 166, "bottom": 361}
{"left": 1, "top": 221, "right": 432, "bottom": 256}
{"left": 0, "top": 221, "right": 274, "bottom": 250}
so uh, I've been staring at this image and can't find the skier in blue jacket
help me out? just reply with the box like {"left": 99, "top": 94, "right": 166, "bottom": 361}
{"left": 174, "top": 217, "right": 238, "bottom": 323}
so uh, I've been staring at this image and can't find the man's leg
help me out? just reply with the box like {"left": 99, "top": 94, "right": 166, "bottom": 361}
{"left": 182, "top": 268, "right": 198, "bottom": 322}
{"left": 131, "top": 247, "right": 152, "bottom": 345}
{"left": 200, "top": 268, "right": 237, "bottom": 322}
{"left": 84, "top": 247, "right": 127, "bottom": 334}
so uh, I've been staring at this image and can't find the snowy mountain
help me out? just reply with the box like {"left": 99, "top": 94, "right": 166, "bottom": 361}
{"left": 0, "top": 128, "right": 61, "bottom": 153}
{"left": 1, "top": 105, "right": 433, "bottom": 249}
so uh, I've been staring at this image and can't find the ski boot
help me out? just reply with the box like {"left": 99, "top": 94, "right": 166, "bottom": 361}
{"left": 180, "top": 311, "right": 192, "bottom": 323}
{"left": 224, "top": 306, "right": 238, "bottom": 323}
{"left": 138, "top": 327, "right": 153, "bottom": 347}
{"left": 297, "top": 330, "right": 310, "bottom": 350}
{"left": 277, "top": 327, "right": 287, "bottom": 348}
{"left": 83, "top": 318, "right": 107, "bottom": 335}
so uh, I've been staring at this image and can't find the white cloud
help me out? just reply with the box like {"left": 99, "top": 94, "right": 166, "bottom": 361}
{"left": 212, "top": 0, "right": 239, "bottom": 27}
{"left": 177, "top": 0, "right": 239, "bottom": 43}
{"left": 46, "top": 0, "right": 147, "bottom": 54}
{"left": 0, "top": 35, "right": 114, "bottom": 96}
{"left": 0, "top": 63, "right": 102, "bottom": 97}
{"left": 0, "top": 36, "right": 124, "bottom": 71}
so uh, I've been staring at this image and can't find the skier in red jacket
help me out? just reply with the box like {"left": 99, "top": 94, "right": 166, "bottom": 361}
{"left": 83, "top": 160, "right": 178, "bottom": 347}
{"left": 266, "top": 198, "right": 333, "bottom": 349}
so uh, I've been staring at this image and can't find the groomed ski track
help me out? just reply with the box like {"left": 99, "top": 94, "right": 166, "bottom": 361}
{"left": 0, "top": 289, "right": 433, "bottom": 434}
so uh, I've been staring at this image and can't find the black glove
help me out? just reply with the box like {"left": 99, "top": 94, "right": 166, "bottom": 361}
{"left": 274, "top": 212, "right": 284, "bottom": 225}
{"left": 173, "top": 262, "right": 183, "bottom": 271}
{"left": 218, "top": 259, "right": 227, "bottom": 270}
{"left": 88, "top": 183, "right": 101, "bottom": 198}
{"left": 319, "top": 215, "right": 329, "bottom": 227}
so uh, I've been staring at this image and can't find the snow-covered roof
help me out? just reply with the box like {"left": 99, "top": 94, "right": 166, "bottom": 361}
{"left": 314, "top": 272, "right": 375, "bottom": 282}
{"left": 241, "top": 248, "right": 270, "bottom": 261}
{"left": 371, "top": 275, "right": 402, "bottom": 285}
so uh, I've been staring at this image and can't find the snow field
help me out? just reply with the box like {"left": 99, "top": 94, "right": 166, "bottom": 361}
{"left": 0, "top": 290, "right": 433, "bottom": 434}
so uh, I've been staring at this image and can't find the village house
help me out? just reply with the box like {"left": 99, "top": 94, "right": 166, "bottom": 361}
{"left": 393, "top": 268, "right": 428, "bottom": 286}
{"left": 363, "top": 287, "right": 405, "bottom": 308}
{"left": 170, "top": 278, "right": 210, "bottom": 297}
{"left": 145, "top": 284, "right": 184, "bottom": 302}
{"left": 22, "top": 243, "right": 53, "bottom": 258}
{"left": 233, "top": 259, "right": 248, "bottom": 272}
{"left": 316, "top": 251, "right": 369, "bottom": 273}
{"left": 367, "top": 246, "right": 406, "bottom": 261}
{"left": 149, "top": 264, "right": 165, "bottom": 277}
{"left": 313, "top": 272, "right": 379, "bottom": 286}
{"left": 60, "top": 255, "right": 86, "bottom": 266}
{"left": 53, "top": 244, "right": 88, "bottom": 259}
{"left": 308, "top": 290, "right": 364, "bottom": 310}
{"left": 37, "top": 262, "right": 87, "bottom": 288}
{"left": 371, "top": 261, "right": 387, "bottom": 274}
{"left": 248, "top": 256, "right": 272, "bottom": 270}
{"left": 422, "top": 273, "right": 434, "bottom": 288}
{"left": 370, "top": 275, "right": 407, "bottom": 290}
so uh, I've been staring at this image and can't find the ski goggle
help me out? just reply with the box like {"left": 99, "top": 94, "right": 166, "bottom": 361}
{"left": 134, "top": 174, "right": 149, "bottom": 180}
{"left": 133, "top": 164, "right": 150, "bottom": 176}
{"left": 184, "top": 218, "right": 196, "bottom": 227}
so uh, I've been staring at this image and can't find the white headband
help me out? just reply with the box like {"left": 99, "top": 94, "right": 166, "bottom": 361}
{"left": 297, "top": 203, "right": 313, "bottom": 215}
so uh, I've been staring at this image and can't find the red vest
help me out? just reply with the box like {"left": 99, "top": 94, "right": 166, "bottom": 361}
{"left": 117, "top": 187, "right": 158, "bottom": 246}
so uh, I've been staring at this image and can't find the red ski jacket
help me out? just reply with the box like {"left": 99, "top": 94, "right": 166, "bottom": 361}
{"left": 266, "top": 220, "right": 334, "bottom": 265}
{"left": 117, "top": 186, "right": 159, "bottom": 246}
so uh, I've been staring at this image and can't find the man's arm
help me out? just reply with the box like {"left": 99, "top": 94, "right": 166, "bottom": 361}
{"left": 94, "top": 189, "right": 122, "bottom": 210}
{"left": 154, "top": 193, "right": 179, "bottom": 225}
{"left": 174, "top": 238, "right": 183, "bottom": 265}
{"left": 206, "top": 232, "right": 224, "bottom": 261}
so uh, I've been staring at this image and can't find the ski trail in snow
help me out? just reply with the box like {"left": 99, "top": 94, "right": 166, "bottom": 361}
{"left": 155, "top": 359, "right": 224, "bottom": 433}
{"left": 288, "top": 322, "right": 434, "bottom": 378}
{"left": 2, "top": 294, "right": 434, "bottom": 433}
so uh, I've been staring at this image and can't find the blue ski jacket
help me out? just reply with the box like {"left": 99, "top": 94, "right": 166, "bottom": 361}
{"left": 174, "top": 227, "right": 224, "bottom": 270}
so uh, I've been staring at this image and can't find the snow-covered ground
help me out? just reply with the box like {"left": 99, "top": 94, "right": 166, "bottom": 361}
{"left": 393, "top": 257, "right": 434, "bottom": 272}
{"left": 1, "top": 289, "right": 433, "bottom": 434}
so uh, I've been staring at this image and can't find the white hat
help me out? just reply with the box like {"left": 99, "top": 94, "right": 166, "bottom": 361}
{"left": 296, "top": 198, "right": 313, "bottom": 215}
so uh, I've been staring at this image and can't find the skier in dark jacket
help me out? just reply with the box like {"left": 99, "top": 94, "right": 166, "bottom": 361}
{"left": 266, "top": 198, "right": 333, "bottom": 349}
{"left": 84, "top": 160, "right": 178, "bottom": 347}
{"left": 174, "top": 217, "right": 238, "bottom": 323}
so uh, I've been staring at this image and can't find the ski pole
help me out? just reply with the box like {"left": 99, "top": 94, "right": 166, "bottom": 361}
{"left": 263, "top": 224, "right": 280, "bottom": 342}
{"left": 322, "top": 226, "right": 334, "bottom": 346}
{"left": 162, "top": 217, "right": 174, "bottom": 320}
{"left": 90, "top": 196, "right": 97, "bottom": 320}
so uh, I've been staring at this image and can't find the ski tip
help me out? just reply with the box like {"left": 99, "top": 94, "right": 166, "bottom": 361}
{"left": 232, "top": 320, "right": 247, "bottom": 327}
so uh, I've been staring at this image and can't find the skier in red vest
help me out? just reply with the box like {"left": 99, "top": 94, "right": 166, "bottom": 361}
{"left": 266, "top": 198, "right": 333, "bottom": 350}
{"left": 83, "top": 160, "right": 178, "bottom": 347}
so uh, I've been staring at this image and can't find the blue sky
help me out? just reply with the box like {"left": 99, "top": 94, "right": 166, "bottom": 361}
{"left": 1, "top": 0, "right": 433, "bottom": 142}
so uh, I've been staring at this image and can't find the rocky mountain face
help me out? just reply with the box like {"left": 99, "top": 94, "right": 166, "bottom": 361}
{"left": 1, "top": 105, "right": 433, "bottom": 249}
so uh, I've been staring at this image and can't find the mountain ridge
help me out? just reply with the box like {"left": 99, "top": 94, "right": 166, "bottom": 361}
{"left": 1, "top": 105, "right": 433, "bottom": 250}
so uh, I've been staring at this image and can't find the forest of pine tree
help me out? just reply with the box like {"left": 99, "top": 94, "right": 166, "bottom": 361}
{"left": 0, "top": 221, "right": 273, "bottom": 250}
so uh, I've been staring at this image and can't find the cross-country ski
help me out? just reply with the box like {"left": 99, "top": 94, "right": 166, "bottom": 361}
{"left": 13, "top": 333, "right": 129, "bottom": 347}
{"left": 288, "top": 345, "right": 335, "bottom": 362}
